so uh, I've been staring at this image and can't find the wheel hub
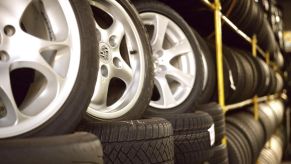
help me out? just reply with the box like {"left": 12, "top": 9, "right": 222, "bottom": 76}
{"left": 99, "top": 42, "right": 112, "bottom": 63}
{"left": 153, "top": 50, "right": 166, "bottom": 74}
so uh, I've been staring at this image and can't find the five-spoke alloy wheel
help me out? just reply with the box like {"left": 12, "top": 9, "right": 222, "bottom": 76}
{"left": 0, "top": 0, "right": 98, "bottom": 138}
{"left": 87, "top": 0, "right": 153, "bottom": 120}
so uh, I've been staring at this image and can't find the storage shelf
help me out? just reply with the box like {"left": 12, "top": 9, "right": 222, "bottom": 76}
{"left": 201, "top": 0, "right": 266, "bottom": 57}
{"left": 200, "top": 0, "right": 284, "bottom": 148}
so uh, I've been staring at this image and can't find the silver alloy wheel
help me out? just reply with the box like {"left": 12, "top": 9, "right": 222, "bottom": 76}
{"left": 140, "top": 13, "right": 196, "bottom": 109}
{"left": 0, "top": 0, "right": 80, "bottom": 138}
{"left": 87, "top": 0, "right": 145, "bottom": 119}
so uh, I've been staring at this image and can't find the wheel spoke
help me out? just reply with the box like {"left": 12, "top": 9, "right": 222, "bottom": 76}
{"left": 91, "top": 71, "right": 110, "bottom": 107}
{"left": 113, "top": 58, "right": 133, "bottom": 86}
{"left": 9, "top": 33, "right": 65, "bottom": 116}
{"left": 152, "top": 14, "right": 169, "bottom": 49}
{"left": 39, "top": 0, "right": 68, "bottom": 40}
{"left": 166, "top": 65, "right": 194, "bottom": 87}
{"left": 108, "top": 20, "right": 125, "bottom": 47}
{"left": 155, "top": 76, "right": 176, "bottom": 107}
{"left": 0, "top": 64, "right": 23, "bottom": 126}
{"left": 94, "top": 21, "right": 107, "bottom": 43}
{"left": 164, "top": 38, "right": 192, "bottom": 61}
{"left": 13, "top": 51, "right": 62, "bottom": 116}
{"left": 0, "top": 0, "right": 32, "bottom": 24}
{"left": 11, "top": 32, "right": 68, "bottom": 79}
{"left": 23, "top": 32, "right": 69, "bottom": 52}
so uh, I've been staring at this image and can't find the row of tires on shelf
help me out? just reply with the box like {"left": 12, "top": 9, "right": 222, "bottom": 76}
{"left": 1, "top": 102, "right": 227, "bottom": 164}
{"left": 1, "top": 0, "right": 283, "bottom": 138}
{"left": 166, "top": 0, "right": 284, "bottom": 58}
{"left": 226, "top": 99, "right": 286, "bottom": 164}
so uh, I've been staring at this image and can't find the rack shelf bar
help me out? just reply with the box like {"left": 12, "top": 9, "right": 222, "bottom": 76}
{"left": 225, "top": 94, "right": 280, "bottom": 111}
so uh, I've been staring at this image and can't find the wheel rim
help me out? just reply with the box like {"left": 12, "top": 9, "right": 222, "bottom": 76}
{"left": 88, "top": 0, "right": 145, "bottom": 119}
{"left": 140, "top": 12, "right": 196, "bottom": 109}
{"left": 0, "top": 0, "right": 81, "bottom": 138}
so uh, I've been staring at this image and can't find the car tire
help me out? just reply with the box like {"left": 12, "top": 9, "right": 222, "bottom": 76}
{"left": 78, "top": 118, "right": 174, "bottom": 164}
{"left": 147, "top": 112, "right": 214, "bottom": 163}
{"left": 0, "top": 0, "right": 98, "bottom": 138}
{"left": 0, "top": 132, "right": 103, "bottom": 164}
{"left": 134, "top": 0, "right": 204, "bottom": 114}
{"left": 86, "top": 0, "right": 154, "bottom": 121}
{"left": 197, "top": 102, "right": 225, "bottom": 146}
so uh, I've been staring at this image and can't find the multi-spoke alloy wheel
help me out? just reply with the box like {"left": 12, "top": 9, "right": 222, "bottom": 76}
{"left": 87, "top": 0, "right": 153, "bottom": 120}
{"left": 0, "top": 0, "right": 98, "bottom": 138}
{"left": 134, "top": 0, "right": 204, "bottom": 114}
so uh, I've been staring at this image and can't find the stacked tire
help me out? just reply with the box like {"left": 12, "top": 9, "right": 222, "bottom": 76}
{"left": 78, "top": 118, "right": 175, "bottom": 164}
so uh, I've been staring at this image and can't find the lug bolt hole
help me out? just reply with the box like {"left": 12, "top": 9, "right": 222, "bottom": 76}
{"left": 101, "top": 65, "right": 108, "bottom": 77}
{"left": 0, "top": 51, "right": 9, "bottom": 61}
{"left": 113, "top": 57, "right": 122, "bottom": 69}
{"left": 109, "top": 35, "right": 117, "bottom": 48}
{"left": 4, "top": 25, "right": 15, "bottom": 37}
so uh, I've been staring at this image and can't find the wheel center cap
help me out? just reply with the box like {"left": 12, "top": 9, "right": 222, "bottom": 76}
{"left": 99, "top": 42, "right": 112, "bottom": 63}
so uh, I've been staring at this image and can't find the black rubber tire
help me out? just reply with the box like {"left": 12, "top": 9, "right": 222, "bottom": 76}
{"left": 14, "top": 0, "right": 98, "bottom": 138}
{"left": 196, "top": 102, "right": 225, "bottom": 146}
{"left": 225, "top": 124, "right": 244, "bottom": 164}
{"left": 226, "top": 124, "right": 252, "bottom": 164}
{"left": 194, "top": 31, "right": 216, "bottom": 104}
{"left": 233, "top": 113, "right": 266, "bottom": 152}
{"left": 208, "top": 144, "right": 229, "bottom": 164}
{"left": 152, "top": 112, "right": 214, "bottom": 135}
{"left": 226, "top": 116, "right": 260, "bottom": 162}
{"left": 146, "top": 112, "right": 214, "bottom": 163}
{"left": 234, "top": 51, "right": 254, "bottom": 102}
{"left": 258, "top": 59, "right": 271, "bottom": 96}
{"left": 205, "top": 41, "right": 231, "bottom": 101}
{"left": 78, "top": 118, "right": 174, "bottom": 164}
{"left": 174, "top": 132, "right": 213, "bottom": 164}
{"left": 85, "top": 0, "right": 154, "bottom": 121}
{"left": 255, "top": 58, "right": 268, "bottom": 96}
{"left": 242, "top": 53, "right": 259, "bottom": 95}
{"left": 223, "top": 47, "right": 245, "bottom": 103}
{"left": 237, "top": 50, "right": 257, "bottom": 100}
{"left": 134, "top": 0, "right": 204, "bottom": 114}
{"left": 0, "top": 132, "right": 103, "bottom": 164}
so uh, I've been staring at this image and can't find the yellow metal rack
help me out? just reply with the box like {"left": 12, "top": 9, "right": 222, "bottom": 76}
{"left": 201, "top": 0, "right": 284, "bottom": 145}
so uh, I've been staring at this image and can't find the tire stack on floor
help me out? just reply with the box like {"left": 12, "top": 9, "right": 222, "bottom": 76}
{"left": 78, "top": 118, "right": 175, "bottom": 164}
{"left": 197, "top": 103, "right": 228, "bottom": 164}
{"left": 225, "top": 99, "right": 285, "bottom": 164}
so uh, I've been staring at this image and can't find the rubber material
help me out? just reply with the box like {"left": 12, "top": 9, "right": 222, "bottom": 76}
{"left": 196, "top": 102, "right": 225, "bottom": 145}
{"left": 0, "top": 132, "right": 103, "bottom": 164}
{"left": 78, "top": 118, "right": 174, "bottom": 164}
